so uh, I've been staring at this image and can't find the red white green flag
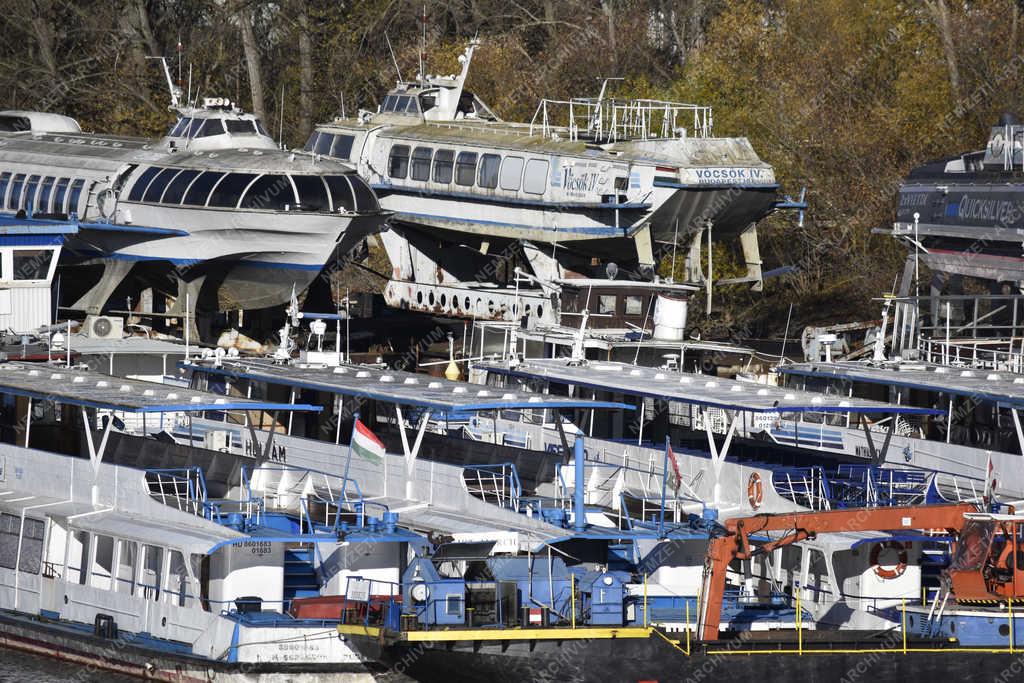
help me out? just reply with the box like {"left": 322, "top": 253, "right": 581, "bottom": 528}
{"left": 351, "top": 419, "right": 385, "bottom": 464}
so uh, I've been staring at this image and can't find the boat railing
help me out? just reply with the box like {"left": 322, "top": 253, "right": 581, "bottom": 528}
{"left": 919, "top": 337, "right": 1024, "bottom": 372}
{"left": 771, "top": 466, "right": 833, "bottom": 511}
{"left": 145, "top": 466, "right": 210, "bottom": 517}
{"left": 831, "top": 465, "right": 932, "bottom": 508}
{"left": 529, "top": 97, "right": 713, "bottom": 142}
{"left": 340, "top": 576, "right": 402, "bottom": 631}
{"left": 463, "top": 463, "right": 522, "bottom": 511}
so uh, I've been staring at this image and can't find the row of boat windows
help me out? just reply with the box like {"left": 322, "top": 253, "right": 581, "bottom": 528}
{"left": 0, "top": 172, "right": 85, "bottom": 215}
{"left": 381, "top": 93, "right": 436, "bottom": 114}
{"left": 126, "top": 165, "right": 378, "bottom": 213}
{"left": 62, "top": 529, "right": 198, "bottom": 609}
{"left": 167, "top": 117, "right": 269, "bottom": 139}
{"left": 303, "top": 132, "right": 355, "bottom": 160}
{"left": 387, "top": 145, "right": 549, "bottom": 194}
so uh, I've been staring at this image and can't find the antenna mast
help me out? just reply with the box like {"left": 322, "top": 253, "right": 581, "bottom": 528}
{"left": 147, "top": 56, "right": 182, "bottom": 109}
{"left": 384, "top": 32, "right": 403, "bottom": 82}
{"left": 419, "top": 3, "right": 427, "bottom": 84}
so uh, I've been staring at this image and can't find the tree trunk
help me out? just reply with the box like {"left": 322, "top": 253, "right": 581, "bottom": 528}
{"left": 925, "top": 0, "right": 961, "bottom": 104}
{"left": 602, "top": 0, "right": 617, "bottom": 72}
{"left": 298, "top": 4, "right": 313, "bottom": 136}
{"left": 239, "top": 5, "right": 267, "bottom": 122}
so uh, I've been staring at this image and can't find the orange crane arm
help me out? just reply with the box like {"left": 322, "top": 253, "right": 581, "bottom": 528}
{"left": 698, "top": 503, "right": 976, "bottom": 641}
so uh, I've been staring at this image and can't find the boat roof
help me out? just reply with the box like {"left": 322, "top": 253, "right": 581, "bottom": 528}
{"left": 190, "top": 359, "right": 633, "bottom": 413}
{"left": 0, "top": 493, "right": 242, "bottom": 557}
{"left": 0, "top": 361, "right": 320, "bottom": 413}
{"left": 476, "top": 358, "right": 942, "bottom": 415}
{"left": 780, "top": 361, "right": 1024, "bottom": 408}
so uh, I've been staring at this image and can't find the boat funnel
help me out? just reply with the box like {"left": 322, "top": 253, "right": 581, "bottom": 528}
{"left": 653, "top": 294, "right": 688, "bottom": 341}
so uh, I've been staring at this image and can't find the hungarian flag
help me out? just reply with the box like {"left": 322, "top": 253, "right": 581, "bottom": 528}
{"left": 666, "top": 442, "right": 682, "bottom": 494}
{"left": 351, "top": 419, "right": 385, "bottom": 464}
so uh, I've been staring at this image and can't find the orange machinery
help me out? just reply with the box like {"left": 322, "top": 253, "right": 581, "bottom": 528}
{"left": 697, "top": 503, "right": 1024, "bottom": 641}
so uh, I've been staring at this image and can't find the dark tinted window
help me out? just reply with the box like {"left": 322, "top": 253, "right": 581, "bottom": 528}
{"left": 292, "top": 175, "right": 330, "bottom": 211}
{"left": 382, "top": 95, "right": 397, "bottom": 112}
{"left": 350, "top": 176, "right": 379, "bottom": 212}
{"left": 419, "top": 92, "right": 437, "bottom": 111}
{"left": 128, "top": 167, "right": 161, "bottom": 202}
{"left": 208, "top": 173, "right": 257, "bottom": 208}
{"left": 433, "top": 149, "right": 454, "bottom": 183}
{"left": 455, "top": 152, "right": 478, "bottom": 187}
{"left": 396, "top": 96, "right": 411, "bottom": 112}
{"left": 196, "top": 119, "right": 225, "bottom": 137}
{"left": 478, "top": 154, "right": 500, "bottom": 189}
{"left": 332, "top": 135, "right": 354, "bottom": 159}
{"left": 53, "top": 178, "right": 69, "bottom": 212}
{"left": 13, "top": 249, "right": 52, "bottom": 280}
{"left": 325, "top": 176, "right": 354, "bottom": 212}
{"left": 241, "top": 175, "right": 295, "bottom": 210}
{"left": 410, "top": 147, "right": 432, "bottom": 181}
{"left": 0, "top": 173, "right": 9, "bottom": 207}
{"left": 169, "top": 117, "right": 190, "bottom": 137}
{"left": 142, "top": 168, "right": 179, "bottom": 203}
{"left": 255, "top": 119, "right": 269, "bottom": 136}
{"left": 182, "top": 171, "right": 225, "bottom": 206}
{"left": 22, "top": 175, "right": 40, "bottom": 211}
{"left": 388, "top": 144, "right": 410, "bottom": 179}
{"left": 7, "top": 174, "right": 25, "bottom": 210}
{"left": 37, "top": 177, "right": 54, "bottom": 213}
{"left": 68, "top": 179, "right": 85, "bottom": 214}
{"left": 226, "top": 120, "right": 256, "bottom": 134}
{"left": 303, "top": 132, "right": 318, "bottom": 151}
{"left": 161, "top": 169, "right": 200, "bottom": 204}
{"left": 186, "top": 118, "right": 203, "bottom": 138}
{"left": 314, "top": 133, "right": 334, "bottom": 156}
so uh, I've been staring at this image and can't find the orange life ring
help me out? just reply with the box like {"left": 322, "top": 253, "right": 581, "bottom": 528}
{"left": 747, "top": 472, "right": 763, "bottom": 510}
{"left": 870, "top": 541, "right": 908, "bottom": 579}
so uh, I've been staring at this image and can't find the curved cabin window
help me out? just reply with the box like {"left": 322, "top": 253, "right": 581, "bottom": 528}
{"left": 303, "top": 132, "right": 319, "bottom": 152}
{"left": 37, "top": 176, "right": 54, "bottom": 213}
{"left": 226, "top": 119, "right": 257, "bottom": 135}
{"left": 67, "top": 179, "right": 85, "bottom": 214}
{"left": 382, "top": 95, "right": 397, "bottom": 112}
{"left": 314, "top": 133, "right": 334, "bottom": 156}
{"left": 455, "top": 152, "right": 478, "bottom": 187}
{"left": 419, "top": 91, "right": 437, "bottom": 112}
{"left": 433, "top": 149, "right": 454, "bottom": 183}
{"left": 395, "top": 95, "right": 412, "bottom": 113}
{"left": 241, "top": 174, "right": 296, "bottom": 210}
{"left": 0, "top": 172, "right": 10, "bottom": 208}
{"left": 22, "top": 175, "right": 39, "bottom": 212}
{"left": 332, "top": 135, "right": 354, "bottom": 160}
{"left": 127, "top": 166, "right": 161, "bottom": 202}
{"left": 207, "top": 173, "right": 257, "bottom": 208}
{"left": 185, "top": 118, "right": 203, "bottom": 138}
{"left": 523, "top": 159, "right": 549, "bottom": 195}
{"left": 196, "top": 119, "right": 225, "bottom": 137}
{"left": 410, "top": 147, "right": 433, "bottom": 181}
{"left": 292, "top": 175, "right": 330, "bottom": 212}
{"left": 169, "top": 117, "right": 191, "bottom": 137}
{"left": 478, "top": 154, "right": 500, "bottom": 189}
{"left": 182, "top": 171, "right": 225, "bottom": 206}
{"left": 325, "top": 175, "right": 355, "bottom": 212}
{"left": 161, "top": 169, "right": 200, "bottom": 204}
{"left": 7, "top": 174, "right": 24, "bottom": 210}
{"left": 53, "top": 178, "right": 69, "bottom": 213}
{"left": 500, "top": 156, "right": 524, "bottom": 191}
{"left": 350, "top": 176, "right": 379, "bottom": 212}
{"left": 254, "top": 119, "right": 269, "bottom": 136}
{"left": 388, "top": 144, "right": 410, "bottom": 179}
{"left": 142, "top": 168, "right": 180, "bottom": 203}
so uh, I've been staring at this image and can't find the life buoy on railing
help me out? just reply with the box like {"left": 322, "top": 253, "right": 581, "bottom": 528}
{"left": 747, "top": 472, "right": 763, "bottom": 510}
{"left": 870, "top": 541, "right": 908, "bottom": 579}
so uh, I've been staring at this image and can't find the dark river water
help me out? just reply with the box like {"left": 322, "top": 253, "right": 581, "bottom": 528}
{"left": 0, "top": 649, "right": 137, "bottom": 682}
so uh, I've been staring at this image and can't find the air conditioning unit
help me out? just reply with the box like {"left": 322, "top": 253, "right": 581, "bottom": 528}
{"left": 204, "top": 430, "right": 231, "bottom": 452}
{"left": 84, "top": 315, "right": 124, "bottom": 339}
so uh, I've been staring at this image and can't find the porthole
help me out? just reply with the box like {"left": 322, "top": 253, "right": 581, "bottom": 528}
{"left": 428, "top": 292, "right": 435, "bottom": 306}
{"left": 416, "top": 291, "right": 423, "bottom": 305}
{"left": 999, "top": 624, "right": 1010, "bottom": 636}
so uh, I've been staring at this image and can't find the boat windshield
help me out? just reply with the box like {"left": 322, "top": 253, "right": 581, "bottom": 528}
{"left": 951, "top": 519, "right": 995, "bottom": 572}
